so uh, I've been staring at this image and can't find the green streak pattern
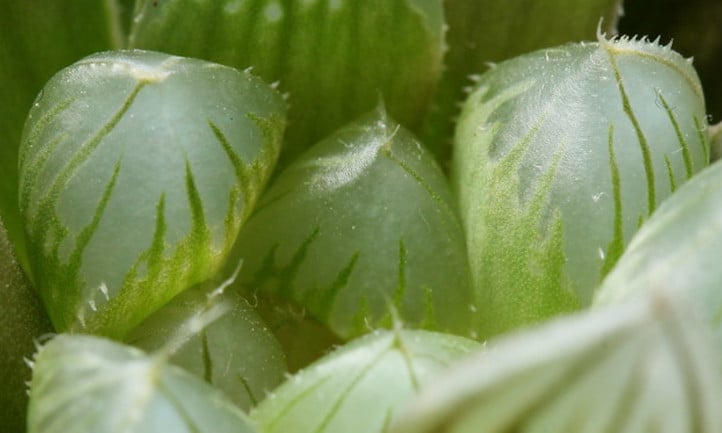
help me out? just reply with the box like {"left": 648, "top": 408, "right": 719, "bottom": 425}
{"left": 601, "top": 125, "right": 625, "bottom": 278}
{"left": 605, "top": 48, "right": 657, "bottom": 216}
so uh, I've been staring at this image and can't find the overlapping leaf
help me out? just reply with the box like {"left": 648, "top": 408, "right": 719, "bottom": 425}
{"left": 0, "top": 216, "right": 52, "bottom": 432}
{"left": 391, "top": 293, "right": 722, "bottom": 433}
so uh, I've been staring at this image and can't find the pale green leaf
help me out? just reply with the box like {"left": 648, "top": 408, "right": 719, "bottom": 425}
{"left": 454, "top": 35, "right": 709, "bottom": 338}
{"left": 391, "top": 294, "right": 722, "bottom": 433}
{"left": 251, "top": 329, "right": 479, "bottom": 433}
{"left": 0, "top": 0, "right": 122, "bottom": 268}
{"left": 421, "top": 0, "right": 622, "bottom": 160}
{"left": 232, "top": 107, "right": 475, "bottom": 340}
{"left": 18, "top": 50, "right": 286, "bottom": 338}
{"left": 595, "top": 158, "right": 722, "bottom": 347}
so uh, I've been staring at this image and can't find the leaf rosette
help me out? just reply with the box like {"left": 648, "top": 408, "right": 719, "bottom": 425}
{"left": 18, "top": 50, "right": 286, "bottom": 338}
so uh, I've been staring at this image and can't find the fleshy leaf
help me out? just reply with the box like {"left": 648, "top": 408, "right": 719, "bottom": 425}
{"left": 453, "top": 35, "right": 710, "bottom": 338}
{"left": 19, "top": 50, "right": 286, "bottom": 338}
{"left": 27, "top": 334, "right": 259, "bottom": 433}
{"left": 128, "top": 0, "right": 445, "bottom": 167}
{"left": 0, "top": 215, "right": 53, "bottom": 433}
{"left": 250, "top": 329, "right": 479, "bottom": 433}
{"left": 231, "top": 108, "right": 475, "bottom": 340}
{"left": 595, "top": 159, "right": 722, "bottom": 346}
{"left": 126, "top": 277, "right": 288, "bottom": 411}
{"left": 390, "top": 293, "right": 722, "bottom": 433}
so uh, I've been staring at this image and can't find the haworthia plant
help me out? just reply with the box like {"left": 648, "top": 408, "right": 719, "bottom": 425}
{"left": 453, "top": 33, "right": 710, "bottom": 338}
{"left": 250, "top": 329, "right": 479, "bottom": 433}
{"left": 595, "top": 159, "right": 722, "bottom": 345}
{"left": 18, "top": 50, "right": 286, "bottom": 338}
{"left": 0, "top": 216, "right": 53, "bottom": 433}
{"left": 126, "top": 278, "right": 288, "bottom": 411}
{"left": 128, "top": 0, "right": 445, "bottom": 167}
{"left": 27, "top": 334, "right": 260, "bottom": 433}
{"left": 421, "top": 0, "right": 622, "bottom": 160}
{"left": 390, "top": 293, "right": 722, "bottom": 433}
{"left": 231, "top": 108, "right": 475, "bottom": 340}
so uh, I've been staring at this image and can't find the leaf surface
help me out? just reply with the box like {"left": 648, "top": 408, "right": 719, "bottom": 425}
{"left": 0, "top": 216, "right": 53, "bottom": 433}
{"left": 421, "top": 0, "right": 622, "bottom": 160}
{"left": 595, "top": 159, "right": 722, "bottom": 347}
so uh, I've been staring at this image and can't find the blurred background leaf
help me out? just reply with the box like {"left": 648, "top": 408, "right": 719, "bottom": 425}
{"left": 0, "top": 216, "right": 52, "bottom": 433}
